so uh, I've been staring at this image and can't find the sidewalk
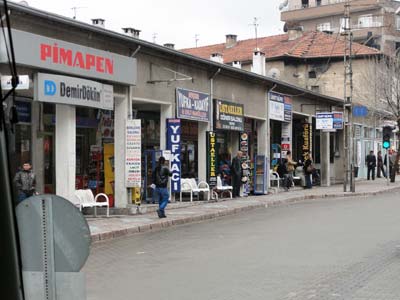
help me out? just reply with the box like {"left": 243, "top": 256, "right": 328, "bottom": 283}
{"left": 88, "top": 179, "right": 400, "bottom": 244}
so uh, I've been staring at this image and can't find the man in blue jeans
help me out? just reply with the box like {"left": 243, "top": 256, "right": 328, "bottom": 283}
{"left": 152, "top": 156, "right": 172, "bottom": 218}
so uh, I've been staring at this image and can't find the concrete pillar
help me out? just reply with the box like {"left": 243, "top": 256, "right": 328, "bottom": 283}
{"left": 198, "top": 122, "right": 208, "bottom": 182}
{"left": 31, "top": 101, "right": 44, "bottom": 193}
{"left": 114, "top": 95, "right": 129, "bottom": 208}
{"left": 320, "top": 131, "right": 331, "bottom": 187}
{"left": 55, "top": 104, "right": 75, "bottom": 201}
{"left": 160, "top": 104, "right": 173, "bottom": 150}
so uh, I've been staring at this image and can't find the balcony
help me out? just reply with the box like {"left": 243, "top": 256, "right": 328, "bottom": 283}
{"left": 281, "top": 0, "right": 381, "bottom": 22}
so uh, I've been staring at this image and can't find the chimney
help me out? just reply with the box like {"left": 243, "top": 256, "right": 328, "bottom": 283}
{"left": 251, "top": 51, "right": 266, "bottom": 76}
{"left": 225, "top": 34, "right": 237, "bottom": 48}
{"left": 288, "top": 27, "right": 303, "bottom": 41}
{"left": 92, "top": 18, "right": 105, "bottom": 28}
{"left": 122, "top": 27, "right": 141, "bottom": 38}
{"left": 210, "top": 53, "right": 224, "bottom": 64}
{"left": 232, "top": 61, "right": 241, "bottom": 69}
{"left": 163, "top": 43, "right": 175, "bottom": 49}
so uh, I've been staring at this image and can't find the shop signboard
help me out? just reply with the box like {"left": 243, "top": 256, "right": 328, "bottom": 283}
{"left": 206, "top": 131, "right": 218, "bottom": 188}
{"left": 316, "top": 112, "right": 343, "bottom": 130}
{"left": 281, "top": 122, "right": 291, "bottom": 158}
{"left": 269, "top": 92, "right": 292, "bottom": 122}
{"left": 125, "top": 119, "right": 141, "bottom": 188}
{"left": 176, "top": 88, "right": 210, "bottom": 122}
{"left": 0, "top": 29, "right": 137, "bottom": 85}
{"left": 15, "top": 100, "right": 31, "bottom": 123}
{"left": 35, "top": 73, "right": 114, "bottom": 110}
{"left": 239, "top": 132, "right": 250, "bottom": 196}
{"left": 302, "top": 123, "right": 312, "bottom": 160}
{"left": 167, "top": 119, "right": 181, "bottom": 193}
{"left": 215, "top": 100, "right": 244, "bottom": 131}
{"left": 1, "top": 75, "right": 29, "bottom": 90}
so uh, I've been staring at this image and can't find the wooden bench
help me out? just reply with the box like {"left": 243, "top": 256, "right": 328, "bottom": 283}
{"left": 74, "top": 189, "right": 110, "bottom": 217}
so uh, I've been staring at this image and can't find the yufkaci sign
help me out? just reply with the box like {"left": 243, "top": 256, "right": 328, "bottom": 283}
{"left": 302, "top": 123, "right": 312, "bottom": 160}
{"left": 125, "top": 120, "right": 141, "bottom": 188}
{"left": 0, "top": 29, "right": 136, "bottom": 85}
{"left": 167, "top": 119, "right": 181, "bottom": 193}
{"left": 176, "top": 88, "right": 210, "bottom": 122}
{"left": 35, "top": 73, "right": 114, "bottom": 110}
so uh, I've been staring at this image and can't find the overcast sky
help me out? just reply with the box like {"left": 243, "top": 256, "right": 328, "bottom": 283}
{"left": 25, "top": 0, "right": 285, "bottom": 49}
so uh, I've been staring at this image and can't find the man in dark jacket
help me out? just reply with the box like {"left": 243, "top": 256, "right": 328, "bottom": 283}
{"left": 152, "top": 156, "right": 172, "bottom": 218}
{"left": 13, "top": 162, "right": 36, "bottom": 203}
{"left": 366, "top": 150, "right": 376, "bottom": 180}
{"left": 231, "top": 151, "right": 243, "bottom": 198}
{"left": 377, "top": 150, "right": 386, "bottom": 178}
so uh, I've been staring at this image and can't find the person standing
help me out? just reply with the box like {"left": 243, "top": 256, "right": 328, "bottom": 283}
{"left": 377, "top": 150, "right": 386, "bottom": 178}
{"left": 285, "top": 151, "right": 298, "bottom": 191}
{"left": 303, "top": 154, "right": 313, "bottom": 189}
{"left": 14, "top": 161, "right": 36, "bottom": 203}
{"left": 366, "top": 150, "right": 376, "bottom": 180}
{"left": 231, "top": 151, "right": 243, "bottom": 198}
{"left": 385, "top": 150, "right": 397, "bottom": 183}
{"left": 152, "top": 156, "right": 172, "bottom": 218}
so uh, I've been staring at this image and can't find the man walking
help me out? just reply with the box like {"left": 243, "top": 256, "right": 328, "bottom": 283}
{"left": 152, "top": 156, "right": 172, "bottom": 218}
{"left": 231, "top": 151, "right": 243, "bottom": 198}
{"left": 366, "top": 150, "right": 376, "bottom": 180}
{"left": 385, "top": 150, "right": 398, "bottom": 183}
{"left": 377, "top": 150, "right": 386, "bottom": 178}
{"left": 14, "top": 161, "right": 36, "bottom": 203}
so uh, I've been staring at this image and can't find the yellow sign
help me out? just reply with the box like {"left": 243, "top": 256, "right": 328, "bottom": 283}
{"left": 103, "top": 143, "right": 115, "bottom": 195}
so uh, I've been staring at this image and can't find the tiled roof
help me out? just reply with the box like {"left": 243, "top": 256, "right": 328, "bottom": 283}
{"left": 180, "top": 31, "right": 380, "bottom": 63}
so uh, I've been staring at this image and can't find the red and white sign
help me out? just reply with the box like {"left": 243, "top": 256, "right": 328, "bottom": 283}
{"left": 0, "top": 29, "right": 136, "bottom": 85}
{"left": 125, "top": 120, "right": 141, "bottom": 188}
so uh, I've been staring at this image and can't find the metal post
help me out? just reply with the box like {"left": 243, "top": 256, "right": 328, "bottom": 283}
{"left": 387, "top": 148, "right": 390, "bottom": 186}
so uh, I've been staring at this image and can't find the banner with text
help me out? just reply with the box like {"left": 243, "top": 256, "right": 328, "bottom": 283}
{"left": 268, "top": 92, "right": 292, "bottom": 122}
{"left": 176, "top": 88, "right": 210, "bottom": 122}
{"left": 167, "top": 119, "right": 181, "bottom": 193}
{"left": 215, "top": 99, "right": 244, "bottom": 131}
{"left": 207, "top": 131, "right": 218, "bottom": 188}
{"left": 125, "top": 120, "right": 141, "bottom": 187}
{"left": 302, "top": 123, "right": 312, "bottom": 160}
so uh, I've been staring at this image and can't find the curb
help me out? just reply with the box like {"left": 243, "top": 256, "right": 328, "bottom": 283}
{"left": 90, "top": 185, "right": 400, "bottom": 244}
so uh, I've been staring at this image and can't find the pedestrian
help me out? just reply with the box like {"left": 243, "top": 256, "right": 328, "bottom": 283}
{"left": 303, "top": 154, "right": 314, "bottom": 189}
{"left": 231, "top": 151, "right": 243, "bottom": 198}
{"left": 13, "top": 161, "right": 36, "bottom": 203}
{"left": 377, "top": 150, "right": 386, "bottom": 178}
{"left": 277, "top": 158, "right": 288, "bottom": 190}
{"left": 285, "top": 151, "right": 297, "bottom": 191}
{"left": 365, "top": 150, "right": 376, "bottom": 180}
{"left": 385, "top": 150, "right": 398, "bottom": 183}
{"left": 152, "top": 156, "right": 172, "bottom": 218}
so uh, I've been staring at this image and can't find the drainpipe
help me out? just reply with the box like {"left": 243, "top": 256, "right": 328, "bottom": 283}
{"left": 209, "top": 68, "right": 221, "bottom": 131}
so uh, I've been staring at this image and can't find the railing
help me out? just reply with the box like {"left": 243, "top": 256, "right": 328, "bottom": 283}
{"left": 285, "top": 0, "right": 361, "bottom": 11}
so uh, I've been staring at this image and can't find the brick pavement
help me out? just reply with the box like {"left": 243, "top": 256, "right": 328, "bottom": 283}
{"left": 87, "top": 179, "right": 400, "bottom": 244}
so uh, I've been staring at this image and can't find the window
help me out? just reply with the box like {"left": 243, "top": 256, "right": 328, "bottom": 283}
{"left": 316, "top": 0, "right": 322, "bottom": 6}
{"left": 358, "top": 15, "right": 382, "bottom": 28}
{"left": 311, "top": 85, "right": 320, "bottom": 93}
{"left": 317, "top": 22, "right": 331, "bottom": 32}
{"left": 396, "top": 16, "right": 400, "bottom": 30}
{"left": 340, "top": 17, "right": 349, "bottom": 32}
{"left": 308, "top": 70, "right": 317, "bottom": 78}
{"left": 301, "top": 0, "right": 309, "bottom": 8}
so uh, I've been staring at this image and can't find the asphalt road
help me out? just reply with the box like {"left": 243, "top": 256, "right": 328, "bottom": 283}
{"left": 84, "top": 192, "right": 400, "bottom": 300}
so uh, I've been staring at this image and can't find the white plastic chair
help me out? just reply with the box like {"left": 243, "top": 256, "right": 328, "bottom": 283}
{"left": 74, "top": 189, "right": 110, "bottom": 217}
{"left": 212, "top": 175, "right": 233, "bottom": 200}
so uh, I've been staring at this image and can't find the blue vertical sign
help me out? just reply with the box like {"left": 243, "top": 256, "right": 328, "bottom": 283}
{"left": 166, "top": 119, "right": 181, "bottom": 193}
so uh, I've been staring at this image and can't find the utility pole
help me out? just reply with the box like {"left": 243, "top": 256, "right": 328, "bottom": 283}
{"left": 71, "top": 6, "right": 86, "bottom": 20}
{"left": 343, "top": 0, "right": 355, "bottom": 192}
{"left": 250, "top": 17, "right": 259, "bottom": 50}
{"left": 195, "top": 34, "right": 200, "bottom": 48}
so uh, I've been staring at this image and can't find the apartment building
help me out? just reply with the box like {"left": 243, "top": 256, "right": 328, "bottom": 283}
{"left": 280, "top": 0, "right": 400, "bottom": 55}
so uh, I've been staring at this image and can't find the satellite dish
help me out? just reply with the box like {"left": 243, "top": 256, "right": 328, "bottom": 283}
{"left": 19, "top": 1, "right": 29, "bottom": 5}
{"left": 267, "top": 68, "right": 281, "bottom": 79}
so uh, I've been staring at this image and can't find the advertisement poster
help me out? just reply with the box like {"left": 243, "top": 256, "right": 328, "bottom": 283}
{"left": 269, "top": 92, "right": 292, "bottom": 122}
{"left": 167, "top": 119, "right": 181, "bottom": 193}
{"left": 316, "top": 112, "right": 343, "bottom": 130}
{"left": 302, "top": 123, "right": 312, "bottom": 160}
{"left": 176, "top": 88, "right": 210, "bottom": 122}
{"left": 215, "top": 99, "right": 244, "bottom": 131}
{"left": 281, "top": 122, "right": 291, "bottom": 158}
{"left": 125, "top": 119, "right": 141, "bottom": 187}
{"left": 103, "top": 143, "right": 115, "bottom": 195}
{"left": 206, "top": 131, "right": 218, "bottom": 188}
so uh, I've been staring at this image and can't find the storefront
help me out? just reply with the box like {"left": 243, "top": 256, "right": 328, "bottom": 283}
{"left": 268, "top": 92, "right": 293, "bottom": 168}
{"left": 1, "top": 28, "right": 137, "bottom": 203}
